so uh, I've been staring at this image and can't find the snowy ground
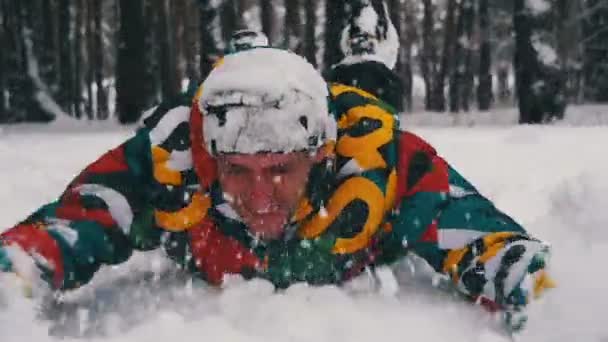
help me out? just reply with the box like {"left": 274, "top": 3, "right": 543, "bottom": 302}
{"left": 1, "top": 109, "right": 608, "bottom": 341}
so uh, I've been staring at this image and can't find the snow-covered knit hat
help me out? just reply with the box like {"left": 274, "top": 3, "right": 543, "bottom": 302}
{"left": 199, "top": 48, "right": 336, "bottom": 155}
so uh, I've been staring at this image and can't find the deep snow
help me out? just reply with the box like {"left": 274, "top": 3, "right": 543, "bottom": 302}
{"left": 1, "top": 114, "right": 608, "bottom": 341}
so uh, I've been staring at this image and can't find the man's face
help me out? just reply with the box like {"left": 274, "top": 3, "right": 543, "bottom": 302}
{"left": 216, "top": 151, "right": 320, "bottom": 241}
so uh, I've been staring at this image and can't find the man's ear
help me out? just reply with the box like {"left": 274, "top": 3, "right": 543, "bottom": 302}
{"left": 312, "top": 144, "right": 333, "bottom": 163}
{"left": 313, "top": 141, "right": 336, "bottom": 163}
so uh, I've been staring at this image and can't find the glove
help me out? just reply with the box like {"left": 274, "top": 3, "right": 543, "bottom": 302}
{"left": 502, "top": 248, "right": 556, "bottom": 333}
{"left": 0, "top": 245, "right": 47, "bottom": 299}
{"left": 0, "top": 246, "right": 13, "bottom": 272}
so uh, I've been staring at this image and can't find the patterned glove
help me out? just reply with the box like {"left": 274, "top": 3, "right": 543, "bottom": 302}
{"left": 502, "top": 248, "right": 556, "bottom": 333}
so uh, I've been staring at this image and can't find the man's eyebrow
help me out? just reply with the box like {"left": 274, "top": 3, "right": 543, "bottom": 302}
{"left": 222, "top": 161, "right": 248, "bottom": 171}
{"left": 266, "top": 161, "right": 294, "bottom": 172}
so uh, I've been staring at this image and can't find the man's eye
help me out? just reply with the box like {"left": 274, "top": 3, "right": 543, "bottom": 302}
{"left": 270, "top": 164, "right": 290, "bottom": 175}
{"left": 226, "top": 165, "right": 247, "bottom": 175}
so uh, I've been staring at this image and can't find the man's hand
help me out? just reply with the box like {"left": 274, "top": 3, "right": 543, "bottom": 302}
{"left": 0, "top": 246, "right": 13, "bottom": 272}
{"left": 0, "top": 245, "right": 48, "bottom": 300}
{"left": 502, "top": 249, "right": 556, "bottom": 333}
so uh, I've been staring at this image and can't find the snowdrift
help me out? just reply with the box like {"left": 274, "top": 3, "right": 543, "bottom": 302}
{"left": 1, "top": 121, "right": 607, "bottom": 341}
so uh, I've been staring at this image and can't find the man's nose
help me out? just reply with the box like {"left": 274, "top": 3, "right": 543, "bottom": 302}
{"left": 247, "top": 176, "right": 276, "bottom": 212}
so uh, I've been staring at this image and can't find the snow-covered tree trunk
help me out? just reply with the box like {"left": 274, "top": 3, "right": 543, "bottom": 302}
{"left": 477, "top": 0, "right": 493, "bottom": 111}
{"left": 1, "top": 1, "right": 67, "bottom": 122}
{"left": 514, "top": 0, "right": 567, "bottom": 124}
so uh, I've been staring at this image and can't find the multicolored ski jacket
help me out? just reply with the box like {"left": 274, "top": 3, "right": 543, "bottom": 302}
{"left": 0, "top": 83, "right": 549, "bottom": 312}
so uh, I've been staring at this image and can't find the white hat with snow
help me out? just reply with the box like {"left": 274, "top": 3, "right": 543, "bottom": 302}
{"left": 199, "top": 48, "right": 336, "bottom": 155}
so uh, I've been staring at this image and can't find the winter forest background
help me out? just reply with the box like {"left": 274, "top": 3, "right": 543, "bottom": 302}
{"left": 0, "top": 0, "right": 607, "bottom": 125}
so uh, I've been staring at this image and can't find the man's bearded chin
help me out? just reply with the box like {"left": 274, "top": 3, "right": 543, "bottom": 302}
{"left": 246, "top": 210, "right": 292, "bottom": 241}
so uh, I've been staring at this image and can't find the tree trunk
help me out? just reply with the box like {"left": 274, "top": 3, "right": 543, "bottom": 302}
{"left": 477, "top": 0, "right": 492, "bottom": 110}
{"left": 220, "top": 0, "right": 238, "bottom": 45}
{"left": 420, "top": 0, "right": 438, "bottom": 111}
{"left": 449, "top": 0, "right": 470, "bottom": 113}
{"left": 94, "top": 0, "right": 108, "bottom": 119}
{"left": 323, "top": 0, "right": 346, "bottom": 72}
{"left": 401, "top": 0, "right": 416, "bottom": 112}
{"left": 387, "top": 0, "right": 404, "bottom": 111}
{"left": 583, "top": 0, "right": 608, "bottom": 102}
{"left": 284, "top": 0, "right": 303, "bottom": 53}
{"left": 85, "top": 0, "right": 94, "bottom": 119}
{"left": 73, "top": 0, "right": 83, "bottom": 119}
{"left": 116, "top": 0, "right": 149, "bottom": 124}
{"left": 58, "top": 0, "right": 73, "bottom": 115}
{"left": 0, "top": 2, "right": 6, "bottom": 118}
{"left": 460, "top": 0, "right": 475, "bottom": 112}
{"left": 3, "top": 1, "right": 27, "bottom": 121}
{"left": 200, "top": 0, "right": 219, "bottom": 80}
{"left": 514, "top": 0, "right": 538, "bottom": 123}
{"left": 4, "top": 0, "right": 55, "bottom": 122}
{"left": 555, "top": 0, "right": 584, "bottom": 104}
{"left": 303, "top": 0, "right": 317, "bottom": 67}
{"left": 497, "top": 62, "right": 510, "bottom": 104}
{"left": 156, "top": 0, "right": 181, "bottom": 101}
{"left": 420, "top": 0, "right": 431, "bottom": 110}
{"left": 435, "top": 0, "right": 457, "bottom": 112}
{"left": 183, "top": 0, "right": 200, "bottom": 87}
{"left": 40, "top": 0, "right": 58, "bottom": 97}
{"left": 260, "top": 0, "right": 275, "bottom": 45}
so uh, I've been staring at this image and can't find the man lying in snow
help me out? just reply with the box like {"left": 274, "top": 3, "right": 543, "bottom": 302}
{"left": 0, "top": 2, "right": 553, "bottom": 334}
